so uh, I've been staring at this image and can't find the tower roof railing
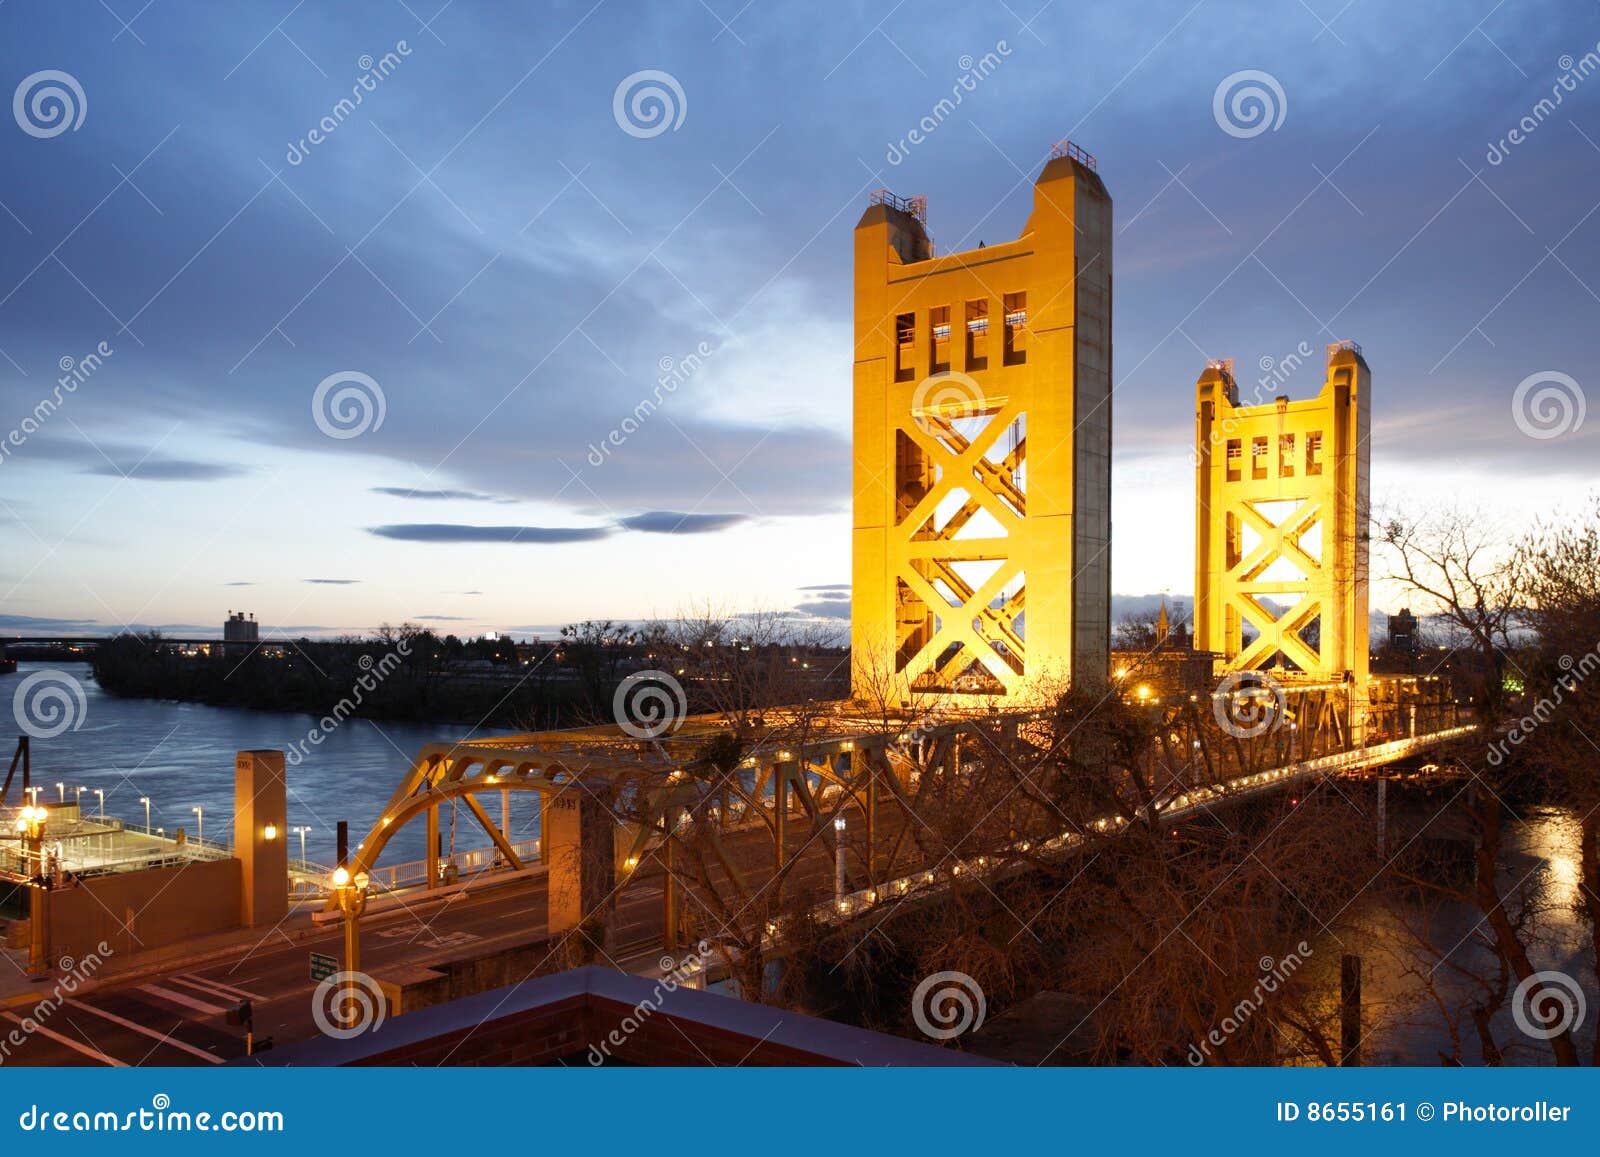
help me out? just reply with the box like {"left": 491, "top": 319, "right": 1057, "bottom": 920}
{"left": 1050, "top": 139, "right": 1097, "bottom": 171}
{"left": 869, "top": 188, "right": 928, "bottom": 223}
{"left": 1327, "top": 339, "right": 1363, "bottom": 357}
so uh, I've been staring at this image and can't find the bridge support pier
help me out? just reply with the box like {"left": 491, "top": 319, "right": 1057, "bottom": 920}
{"left": 545, "top": 791, "right": 615, "bottom": 936}
{"left": 235, "top": 751, "right": 287, "bottom": 927}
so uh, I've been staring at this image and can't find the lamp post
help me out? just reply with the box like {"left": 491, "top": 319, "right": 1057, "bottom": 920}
{"left": 93, "top": 789, "right": 104, "bottom": 818}
{"left": 292, "top": 826, "right": 311, "bottom": 863}
{"left": 55, "top": 782, "right": 64, "bottom": 803}
{"left": 329, "top": 865, "right": 370, "bottom": 998}
{"left": 191, "top": 806, "right": 203, "bottom": 844}
{"left": 833, "top": 815, "right": 847, "bottom": 907}
{"left": 13, "top": 805, "right": 49, "bottom": 975}
{"left": 74, "top": 786, "right": 85, "bottom": 808}
{"left": 139, "top": 797, "right": 151, "bottom": 832}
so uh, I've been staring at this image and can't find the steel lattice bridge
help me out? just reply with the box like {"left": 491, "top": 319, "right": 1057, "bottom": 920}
{"left": 327, "top": 669, "right": 1472, "bottom": 951}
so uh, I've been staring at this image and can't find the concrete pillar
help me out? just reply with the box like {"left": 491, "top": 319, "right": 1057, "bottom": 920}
{"left": 544, "top": 790, "right": 614, "bottom": 935}
{"left": 234, "top": 750, "right": 288, "bottom": 927}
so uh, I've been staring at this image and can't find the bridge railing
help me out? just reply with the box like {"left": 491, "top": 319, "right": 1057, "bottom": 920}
{"left": 289, "top": 836, "right": 543, "bottom": 900}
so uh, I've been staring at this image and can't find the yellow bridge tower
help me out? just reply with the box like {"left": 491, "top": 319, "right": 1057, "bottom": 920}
{"left": 1193, "top": 341, "right": 1371, "bottom": 683}
{"left": 851, "top": 143, "right": 1112, "bottom": 706}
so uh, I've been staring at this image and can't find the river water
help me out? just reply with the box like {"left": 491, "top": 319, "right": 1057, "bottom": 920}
{"left": 4, "top": 661, "right": 525, "bottom": 868}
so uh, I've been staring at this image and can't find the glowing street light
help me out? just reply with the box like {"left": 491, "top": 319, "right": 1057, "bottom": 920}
{"left": 191, "top": 806, "right": 203, "bottom": 843}
{"left": 833, "top": 814, "right": 847, "bottom": 906}
{"left": 93, "top": 789, "right": 104, "bottom": 818}
{"left": 55, "top": 782, "right": 64, "bottom": 803}
{"left": 139, "top": 797, "right": 151, "bottom": 831}
{"left": 291, "top": 826, "right": 312, "bottom": 862}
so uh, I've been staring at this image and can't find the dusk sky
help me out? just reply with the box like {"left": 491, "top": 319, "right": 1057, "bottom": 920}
{"left": 1, "top": 0, "right": 1596, "bottom": 640}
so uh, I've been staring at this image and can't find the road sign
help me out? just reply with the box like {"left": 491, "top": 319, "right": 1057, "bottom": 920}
{"left": 309, "top": 952, "right": 338, "bottom": 983}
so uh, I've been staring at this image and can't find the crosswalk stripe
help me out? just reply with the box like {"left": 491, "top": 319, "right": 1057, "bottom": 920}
{"left": 64, "top": 1000, "right": 224, "bottom": 1065}
{"left": 171, "top": 973, "right": 264, "bottom": 1004}
{"left": 2, "top": 1010, "right": 125, "bottom": 1067}
{"left": 138, "top": 984, "right": 228, "bottom": 1016}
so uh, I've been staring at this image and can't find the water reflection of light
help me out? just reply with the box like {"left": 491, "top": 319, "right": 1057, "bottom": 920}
{"left": 1545, "top": 853, "right": 1581, "bottom": 908}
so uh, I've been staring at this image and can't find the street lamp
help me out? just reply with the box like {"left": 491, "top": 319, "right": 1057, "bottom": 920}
{"left": 139, "top": 797, "right": 151, "bottom": 831}
{"left": 191, "top": 806, "right": 203, "bottom": 844}
{"left": 74, "top": 786, "right": 85, "bottom": 807}
{"left": 329, "top": 864, "right": 371, "bottom": 1001}
{"left": 93, "top": 789, "right": 104, "bottom": 818}
{"left": 55, "top": 782, "right": 64, "bottom": 803}
{"left": 833, "top": 815, "right": 847, "bottom": 907}
{"left": 291, "top": 826, "right": 312, "bottom": 862}
{"left": 13, "top": 806, "right": 49, "bottom": 974}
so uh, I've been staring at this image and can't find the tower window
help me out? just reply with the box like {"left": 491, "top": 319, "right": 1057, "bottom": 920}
{"left": 1305, "top": 430, "right": 1324, "bottom": 476}
{"left": 965, "top": 299, "right": 988, "bottom": 369}
{"left": 1278, "top": 433, "right": 1295, "bottom": 477}
{"left": 895, "top": 312, "right": 915, "bottom": 382}
{"left": 930, "top": 305, "right": 950, "bottom": 373}
{"left": 1003, "top": 291, "right": 1027, "bottom": 365}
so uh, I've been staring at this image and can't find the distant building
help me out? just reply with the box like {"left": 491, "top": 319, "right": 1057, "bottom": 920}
{"left": 224, "top": 610, "right": 259, "bottom": 656}
{"left": 1388, "top": 608, "right": 1417, "bottom": 654}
